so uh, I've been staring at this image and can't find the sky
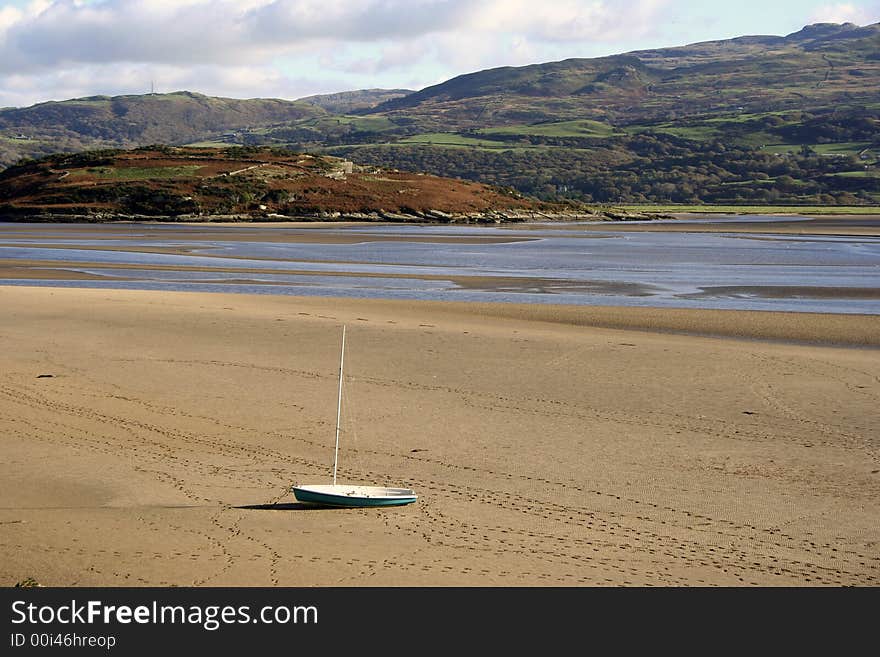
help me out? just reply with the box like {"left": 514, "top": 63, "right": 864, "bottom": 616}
{"left": 0, "top": 0, "right": 878, "bottom": 108}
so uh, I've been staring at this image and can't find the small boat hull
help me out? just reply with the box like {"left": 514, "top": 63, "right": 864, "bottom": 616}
{"left": 292, "top": 484, "right": 417, "bottom": 508}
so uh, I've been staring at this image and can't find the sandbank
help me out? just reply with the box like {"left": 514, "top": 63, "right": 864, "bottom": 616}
{"left": 1, "top": 286, "right": 877, "bottom": 586}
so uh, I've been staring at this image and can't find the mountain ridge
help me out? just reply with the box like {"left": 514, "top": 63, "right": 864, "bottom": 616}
{"left": 370, "top": 21, "right": 880, "bottom": 125}
{"left": 1, "top": 22, "right": 878, "bottom": 206}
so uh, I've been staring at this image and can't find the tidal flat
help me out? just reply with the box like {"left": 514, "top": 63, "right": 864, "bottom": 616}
{"left": 1, "top": 215, "right": 878, "bottom": 586}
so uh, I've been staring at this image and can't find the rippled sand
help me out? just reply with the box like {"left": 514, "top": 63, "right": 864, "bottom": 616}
{"left": 1, "top": 286, "right": 877, "bottom": 586}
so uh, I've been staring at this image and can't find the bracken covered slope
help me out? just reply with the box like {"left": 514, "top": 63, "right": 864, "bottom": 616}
{"left": 0, "top": 146, "right": 593, "bottom": 222}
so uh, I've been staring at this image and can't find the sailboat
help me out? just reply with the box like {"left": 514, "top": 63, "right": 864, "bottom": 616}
{"left": 292, "top": 326, "right": 418, "bottom": 508}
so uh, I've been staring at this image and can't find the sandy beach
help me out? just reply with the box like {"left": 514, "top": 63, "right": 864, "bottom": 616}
{"left": 1, "top": 285, "right": 877, "bottom": 586}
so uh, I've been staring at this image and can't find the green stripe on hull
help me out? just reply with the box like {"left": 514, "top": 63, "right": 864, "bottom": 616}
{"left": 293, "top": 488, "right": 416, "bottom": 507}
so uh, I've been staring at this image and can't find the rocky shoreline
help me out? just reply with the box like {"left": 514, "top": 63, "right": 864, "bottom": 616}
{"left": 0, "top": 208, "right": 671, "bottom": 224}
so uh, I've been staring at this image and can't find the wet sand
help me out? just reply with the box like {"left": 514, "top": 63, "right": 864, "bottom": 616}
{"left": 0, "top": 259, "right": 661, "bottom": 298}
{"left": 1, "top": 286, "right": 877, "bottom": 586}
{"left": 2, "top": 214, "right": 879, "bottom": 244}
{"left": 511, "top": 214, "right": 880, "bottom": 236}
{"left": 0, "top": 222, "right": 541, "bottom": 245}
{"left": 2, "top": 217, "right": 878, "bottom": 314}
{"left": 600, "top": 215, "right": 880, "bottom": 236}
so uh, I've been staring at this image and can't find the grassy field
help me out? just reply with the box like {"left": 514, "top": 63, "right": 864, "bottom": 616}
{"left": 397, "top": 132, "right": 524, "bottom": 149}
{"left": 0, "top": 136, "right": 55, "bottom": 146}
{"left": 614, "top": 204, "right": 880, "bottom": 215}
{"left": 288, "top": 115, "right": 398, "bottom": 133}
{"left": 185, "top": 141, "right": 232, "bottom": 148}
{"left": 626, "top": 124, "right": 724, "bottom": 141}
{"left": 626, "top": 122, "right": 780, "bottom": 148}
{"left": 478, "top": 119, "right": 618, "bottom": 138}
{"left": 721, "top": 178, "right": 778, "bottom": 186}
{"left": 761, "top": 142, "right": 872, "bottom": 156}
{"left": 334, "top": 115, "right": 398, "bottom": 132}
{"left": 623, "top": 107, "right": 874, "bottom": 154}
{"left": 831, "top": 170, "right": 880, "bottom": 177}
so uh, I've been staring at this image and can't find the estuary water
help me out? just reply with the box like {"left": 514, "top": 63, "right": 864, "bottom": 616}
{"left": 0, "top": 218, "right": 878, "bottom": 314}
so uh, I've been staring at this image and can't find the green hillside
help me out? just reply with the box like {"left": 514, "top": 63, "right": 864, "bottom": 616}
{"left": 297, "top": 89, "right": 414, "bottom": 114}
{"left": 0, "top": 91, "right": 323, "bottom": 168}
{"left": 319, "top": 22, "right": 879, "bottom": 206}
{"left": 373, "top": 23, "right": 880, "bottom": 126}
{"left": 1, "top": 22, "right": 878, "bottom": 205}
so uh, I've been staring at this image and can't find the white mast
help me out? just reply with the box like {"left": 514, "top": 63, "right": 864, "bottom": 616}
{"left": 332, "top": 325, "right": 345, "bottom": 485}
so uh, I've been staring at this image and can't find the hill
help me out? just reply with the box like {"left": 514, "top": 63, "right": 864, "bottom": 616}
{"left": 0, "top": 146, "right": 600, "bottom": 222}
{"left": 297, "top": 89, "right": 414, "bottom": 114}
{"left": 323, "top": 22, "right": 878, "bottom": 206}
{"left": 375, "top": 22, "right": 880, "bottom": 126}
{"left": 0, "top": 92, "right": 324, "bottom": 168}
{"left": 1, "top": 22, "right": 878, "bottom": 206}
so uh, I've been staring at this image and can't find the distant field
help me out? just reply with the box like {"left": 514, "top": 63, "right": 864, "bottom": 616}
{"left": 334, "top": 115, "right": 398, "bottom": 132}
{"left": 397, "top": 133, "right": 524, "bottom": 149}
{"left": 626, "top": 122, "right": 782, "bottom": 148}
{"left": 478, "top": 119, "right": 618, "bottom": 138}
{"left": 0, "top": 136, "right": 56, "bottom": 147}
{"left": 291, "top": 115, "right": 398, "bottom": 133}
{"left": 721, "top": 178, "right": 777, "bottom": 186}
{"left": 761, "top": 142, "right": 871, "bottom": 156}
{"left": 627, "top": 124, "right": 723, "bottom": 141}
{"left": 813, "top": 142, "right": 873, "bottom": 155}
{"left": 185, "top": 141, "right": 232, "bottom": 148}
{"left": 831, "top": 170, "right": 880, "bottom": 177}
{"left": 624, "top": 109, "right": 874, "bottom": 154}
{"left": 68, "top": 165, "right": 203, "bottom": 180}
{"left": 615, "top": 204, "right": 880, "bottom": 215}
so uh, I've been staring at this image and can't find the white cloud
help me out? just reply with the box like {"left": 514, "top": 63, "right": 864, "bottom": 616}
{"left": 1, "top": 1, "right": 267, "bottom": 71}
{"left": 243, "top": 0, "right": 473, "bottom": 43}
{"left": 472, "top": 0, "right": 668, "bottom": 43}
{"left": 808, "top": 2, "right": 880, "bottom": 24}
{"left": 0, "top": 0, "right": 669, "bottom": 74}
{"left": 0, "top": 7, "right": 22, "bottom": 34}
{"left": 0, "top": 0, "right": 470, "bottom": 74}
{"left": 0, "top": 0, "right": 676, "bottom": 106}
{"left": 0, "top": 0, "right": 733, "bottom": 106}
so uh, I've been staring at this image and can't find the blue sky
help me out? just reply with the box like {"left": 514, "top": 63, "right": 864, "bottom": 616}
{"left": 0, "top": 0, "right": 878, "bottom": 107}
